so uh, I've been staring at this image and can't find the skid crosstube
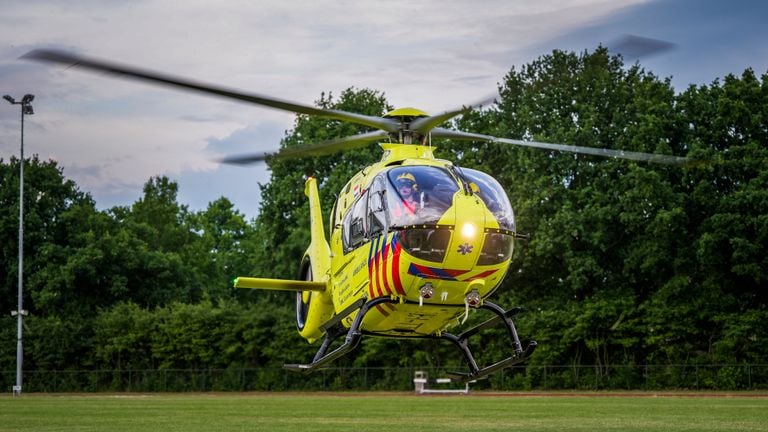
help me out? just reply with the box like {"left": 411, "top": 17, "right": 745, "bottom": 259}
{"left": 284, "top": 297, "right": 536, "bottom": 382}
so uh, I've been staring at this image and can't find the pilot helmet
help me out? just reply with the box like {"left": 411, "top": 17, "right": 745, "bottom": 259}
{"left": 396, "top": 172, "right": 417, "bottom": 189}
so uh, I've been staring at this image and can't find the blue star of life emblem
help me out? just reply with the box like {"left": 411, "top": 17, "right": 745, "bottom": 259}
{"left": 457, "top": 243, "right": 473, "bottom": 255}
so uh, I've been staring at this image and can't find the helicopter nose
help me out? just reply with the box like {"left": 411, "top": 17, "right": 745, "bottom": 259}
{"left": 447, "top": 195, "right": 485, "bottom": 267}
{"left": 460, "top": 221, "right": 478, "bottom": 239}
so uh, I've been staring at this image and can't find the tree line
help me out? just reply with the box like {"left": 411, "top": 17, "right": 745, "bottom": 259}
{"left": 1, "top": 47, "right": 766, "bottom": 390}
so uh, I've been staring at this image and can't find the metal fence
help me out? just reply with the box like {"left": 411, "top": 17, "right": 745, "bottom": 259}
{"left": 3, "top": 364, "right": 767, "bottom": 393}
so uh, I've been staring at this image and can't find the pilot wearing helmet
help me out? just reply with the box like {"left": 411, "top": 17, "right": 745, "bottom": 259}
{"left": 393, "top": 172, "right": 419, "bottom": 221}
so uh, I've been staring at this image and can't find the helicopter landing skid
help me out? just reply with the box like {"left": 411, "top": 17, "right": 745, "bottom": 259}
{"left": 283, "top": 297, "right": 391, "bottom": 373}
{"left": 284, "top": 297, "right": 536, "bottom": 381}
{"left": 439, "top": 302, "right": 537, "bottom": 383}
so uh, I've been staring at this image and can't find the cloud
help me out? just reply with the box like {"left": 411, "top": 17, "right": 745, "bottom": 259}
{"left": 532, "top": 0, "right": 768, "bottom": 90}
{"left": 205, "top": 121, "right": 288, "bottom": 155}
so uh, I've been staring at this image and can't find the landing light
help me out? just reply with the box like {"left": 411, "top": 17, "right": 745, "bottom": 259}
{"left": 419, "top": 283, "right": 435, "bottom": 299}
{"left": 465, "top": 290, "right": 481, "bottom": 307}
{"left": 461, "top": 223, "right": 477, "bottom": 239}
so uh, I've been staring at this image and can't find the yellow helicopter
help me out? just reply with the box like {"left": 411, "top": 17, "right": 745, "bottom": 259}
{"left": 24, "top": 49, "right": 688, "bottom": 382}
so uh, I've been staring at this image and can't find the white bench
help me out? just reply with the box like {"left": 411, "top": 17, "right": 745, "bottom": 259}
{"left": 413, "top": 371, "right": 470, "bottom": 394}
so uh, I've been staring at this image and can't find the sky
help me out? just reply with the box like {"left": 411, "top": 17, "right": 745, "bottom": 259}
{"left": 1, "top": 0, "right": 766, "bottom": 220}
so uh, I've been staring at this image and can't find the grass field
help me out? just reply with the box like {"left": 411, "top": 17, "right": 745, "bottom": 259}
{"left": 1, "top": 392, "right": 767, "bottom": 431}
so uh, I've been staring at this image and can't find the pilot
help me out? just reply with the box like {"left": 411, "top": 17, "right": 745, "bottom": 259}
{"left": 469, "top": 181, "right": 481, "bottom": 195}
{"left": 393, "top": 172, "right": 419, "bottom": 220}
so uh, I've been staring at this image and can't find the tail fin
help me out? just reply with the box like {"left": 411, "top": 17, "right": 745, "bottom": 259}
{"left": 296, "top": 177, "right": 335, "bottom": 342}
{"left": 233, "top": 177, "right": 334, "bottom": 343}
{"left": 304, "top": 176, "right": 332, "bottom": 280}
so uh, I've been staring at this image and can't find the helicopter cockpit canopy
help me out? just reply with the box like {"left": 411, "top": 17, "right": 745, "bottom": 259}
{"left": 379, "top": 166, "right": 515, "bottom": 231}
{"left": 385, "top": 166, "right": 459, "bottom": 227}
{"left": 344, "top": 165, "right": 516, "bottom": 262}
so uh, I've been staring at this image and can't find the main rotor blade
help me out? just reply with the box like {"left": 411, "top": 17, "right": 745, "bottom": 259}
{"left": 219, "top": 130, "right": 389, "bottom": 165}
{"left": 611, "top": 34, "right": 676, "bottom": 59}
{"left": 276, "top": 130, "right": 390, "bottom": 159}
{"left": 409, "top": 96, "right": 496, "bottom": 134}
{"left": 218, "top": 152, "right": 273, "bottom": 165}
{"left": 22, "top": 49, "right": 400, "bottom": 132}
{"left": 431, "top": 128, "right": 689, "bottom": 165}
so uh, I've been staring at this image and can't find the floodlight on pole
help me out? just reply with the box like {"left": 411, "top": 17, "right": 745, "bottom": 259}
{"left": 3, "top": 93, "right": 34, "bottom": 397}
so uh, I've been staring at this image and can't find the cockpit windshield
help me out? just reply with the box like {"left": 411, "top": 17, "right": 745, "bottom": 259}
{"left": 461, "top": 168, "right": 515, "bottom": 232}
{"left": 386, "top": 166, "right": 459, "bottom": 227}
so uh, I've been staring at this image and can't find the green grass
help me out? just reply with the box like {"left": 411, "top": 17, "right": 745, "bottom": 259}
{"left": 1, "top": 392, "right": 767, "bottom": 431}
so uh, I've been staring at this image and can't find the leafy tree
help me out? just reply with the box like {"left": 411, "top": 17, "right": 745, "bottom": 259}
{"left": 92, "top": 299, "right": 312, "bottom": 372}
{"left": 187, "top": 197, "right": 254, "bottom": 300}
{"left": 0, "top": 156, "right": 96, "bottom": 315}
{"left": 27, "top": 176, "right": 199, "bottom": 315}
{"left": 93, "top": 302, "right": 156, "bottom": 370}
{"left": 453, "top": 47, "right": 700, "bottom": 369}
{"left": 24, "top": 315, "right": 94, "bottom": 370}
{"left": 646, "top": 69, "right": 768, "bottom": 364}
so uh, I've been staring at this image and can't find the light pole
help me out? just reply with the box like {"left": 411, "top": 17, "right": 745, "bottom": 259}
{"left": 3, "top": 94, "right": 34, "bottom": 397}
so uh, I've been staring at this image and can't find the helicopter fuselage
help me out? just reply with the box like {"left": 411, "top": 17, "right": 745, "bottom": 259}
{"left": 293, "top": 143, "right": 518, "bottom": 341}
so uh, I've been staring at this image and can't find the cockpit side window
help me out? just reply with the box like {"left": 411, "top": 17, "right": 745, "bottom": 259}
{"left": 342, "top": 189, "right": 368, "bottom": 252}
{"left": 368, "top": 175, "right": 388, "bottom": 236}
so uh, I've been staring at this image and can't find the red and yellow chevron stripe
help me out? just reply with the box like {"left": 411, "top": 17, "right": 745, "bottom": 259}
{"left": 367, "top": 233, "right": 406, "bottom": 299}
